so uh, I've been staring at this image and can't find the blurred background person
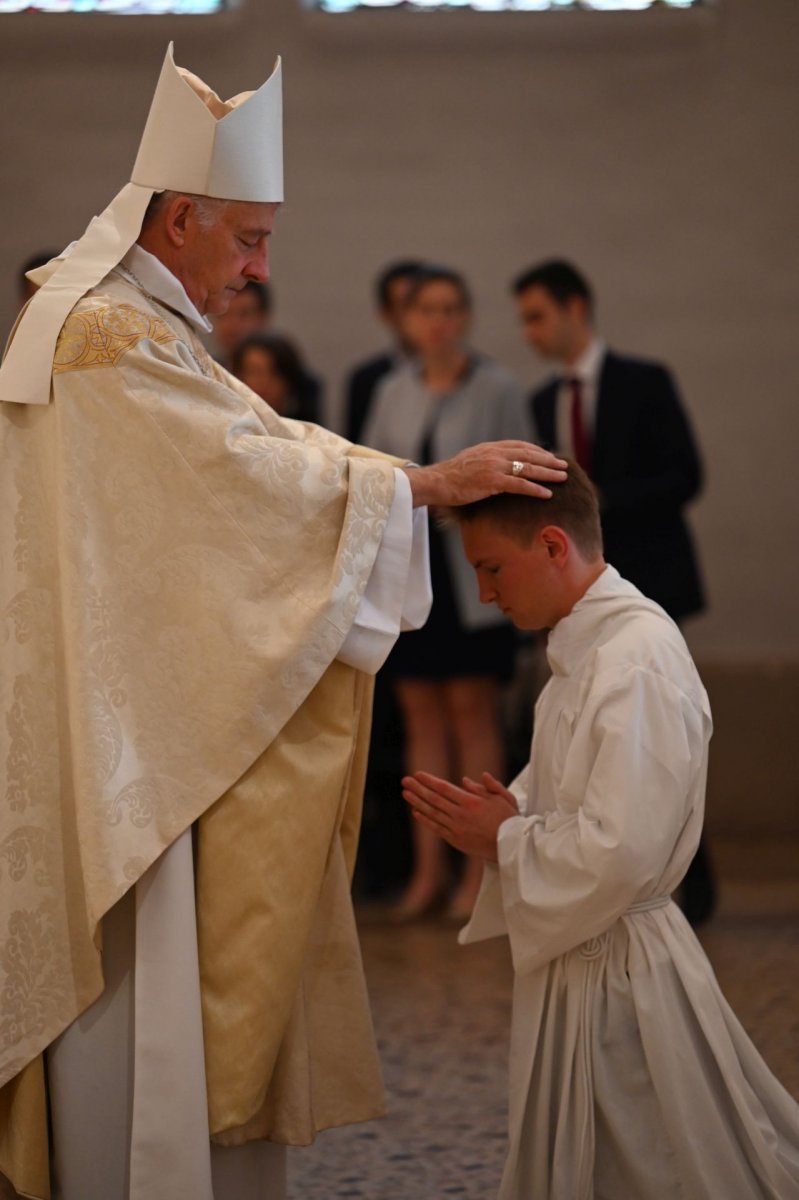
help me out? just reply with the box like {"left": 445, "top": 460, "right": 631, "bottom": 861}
{"left": 17, "top": 250, "right": 59, "bottom": 310}
{"left": 344, "top": 258, "right": 425, "bottom": 444}
{"left": 345, "top": 259, "right": 426, "bottom": 900}
{"left": 212, "top": 279, "right": 274, "bottom": 367}
{"left": 231, "top": 332, "right": 322, "bottom": 424}
{"left": 512, "top": 257, "right": 715, "bottom": 925}
{"left": 363, "top": 264, "right": 532, "bottom": 921}
{"left": 214, "top": 279, "right": 324, "bottom": 421}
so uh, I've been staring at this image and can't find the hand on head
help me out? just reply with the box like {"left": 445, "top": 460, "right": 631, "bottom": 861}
{"left": 404, "top": 442, "right": 567, "bottom": 509}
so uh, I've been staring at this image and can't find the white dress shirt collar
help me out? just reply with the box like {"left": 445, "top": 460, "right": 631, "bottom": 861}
{"left": 560, "top": 335, "right": 606, "bottom": 385}
{"left": 116, "top": 245, "right": 213, "bottom": 334}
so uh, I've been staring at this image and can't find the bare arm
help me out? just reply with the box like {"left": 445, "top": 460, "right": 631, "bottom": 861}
{"left": 402, "top": 441, "right": 567, "bottom": 508}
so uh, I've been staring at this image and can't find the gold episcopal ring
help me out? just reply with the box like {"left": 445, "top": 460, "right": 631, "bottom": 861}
{"left": 511, "top": 460, "right": 524, "bottom": 476}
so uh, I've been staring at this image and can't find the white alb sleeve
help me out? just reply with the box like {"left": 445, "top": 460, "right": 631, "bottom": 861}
{"left": 337, "top": 469, "right": 432, "bottom": 674}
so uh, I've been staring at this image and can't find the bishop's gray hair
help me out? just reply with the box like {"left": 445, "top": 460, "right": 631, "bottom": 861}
{"left": 141, "top": 190, "right": 234, "bottom": 231}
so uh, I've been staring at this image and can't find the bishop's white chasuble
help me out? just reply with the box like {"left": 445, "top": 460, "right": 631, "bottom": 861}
{"left": 0, "top": 261, "right": 430, "bottom": 1200}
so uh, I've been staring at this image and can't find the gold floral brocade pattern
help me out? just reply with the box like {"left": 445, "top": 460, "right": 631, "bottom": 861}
{"left": 0, "top": 267, "right": 401, "bottom": 1188}
{"left": 53, "top": 304, "right": 178, "bottom": 374}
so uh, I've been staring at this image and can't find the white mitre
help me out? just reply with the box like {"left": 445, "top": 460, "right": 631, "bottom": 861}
{"left": 0, "top": 43, "right": 282, "bottom": 406}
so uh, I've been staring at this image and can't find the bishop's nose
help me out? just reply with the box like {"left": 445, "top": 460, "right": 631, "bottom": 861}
{"left": 246, "top": 243, "right": 270, "bottom": 283}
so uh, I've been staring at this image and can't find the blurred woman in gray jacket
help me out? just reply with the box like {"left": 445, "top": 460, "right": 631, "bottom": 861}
{"left": 363, "top": 265, "right": 533, "bottom": 920}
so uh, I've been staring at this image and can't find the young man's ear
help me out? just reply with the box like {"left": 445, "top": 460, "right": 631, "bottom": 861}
{"left": 541, "top": 526, "right": 568, "bottom": 561}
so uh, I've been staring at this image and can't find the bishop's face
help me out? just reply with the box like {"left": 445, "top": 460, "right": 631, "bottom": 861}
{"left": 181, "top": 200, "right": 279, "bottom": 317}
{"left": 460, "top": 519, "right": 563, "bottom": 632}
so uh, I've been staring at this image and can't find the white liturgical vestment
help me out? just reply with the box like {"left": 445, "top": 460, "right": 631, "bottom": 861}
{"left": 0, "top": 249, "right": 431, "bottom": 1200}
{"left": 462, "top": 567, "right": 799, "bottom": 1200}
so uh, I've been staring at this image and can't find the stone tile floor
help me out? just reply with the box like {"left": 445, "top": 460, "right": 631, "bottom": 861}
{"left": 288, "top": 894, "right": 799, "bottom": 1199}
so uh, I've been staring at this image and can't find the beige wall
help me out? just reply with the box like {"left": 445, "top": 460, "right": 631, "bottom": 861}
{"left": 1, "top": 0, "right": 798, "bottom": 670}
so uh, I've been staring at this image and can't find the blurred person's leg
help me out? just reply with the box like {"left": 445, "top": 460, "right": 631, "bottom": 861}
{"left": 353, "top": 672, "right": 409, "bottom": 899}
{"left": 445, "top": 676, "right": 506, "bottom": 919}
{"left": 393, "top": 679, "right": 454, "bottom": 917}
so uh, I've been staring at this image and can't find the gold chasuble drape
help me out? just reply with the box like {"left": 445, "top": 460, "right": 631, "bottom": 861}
{"left": 0, "top": 275, "right": 401, "bottom": 1197}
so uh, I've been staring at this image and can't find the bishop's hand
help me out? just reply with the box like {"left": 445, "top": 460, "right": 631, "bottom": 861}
{"left": 403, "top": 441, "right": 567, "bottom": 509}
{"left": 402, "top": 770, "right": 519, "bottom": 863}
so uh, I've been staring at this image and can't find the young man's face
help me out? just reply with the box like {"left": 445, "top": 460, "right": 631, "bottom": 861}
{"left": 460, "top": 518, "right": 562, "bottom": 631}
{"left": 515, "top": 285, "right": 586, "bottom": 364}
{"left": 181, "top": 200, "right": 279, "bottom": 317}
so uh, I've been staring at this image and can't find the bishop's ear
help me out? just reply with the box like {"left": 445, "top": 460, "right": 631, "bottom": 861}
{"left": 164, "top": 195, "right": 194, "bottom": 247}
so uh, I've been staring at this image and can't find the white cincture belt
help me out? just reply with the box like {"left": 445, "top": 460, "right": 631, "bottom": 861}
{"left": 626, "top": 894, "right": 672, "bottom": 915}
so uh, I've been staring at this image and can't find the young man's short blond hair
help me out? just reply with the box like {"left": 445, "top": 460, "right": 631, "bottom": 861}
{"left": 452, "top": 459, "right": 603, "bottom": 561}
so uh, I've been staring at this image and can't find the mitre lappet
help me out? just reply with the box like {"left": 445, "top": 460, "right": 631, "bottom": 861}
{"left": 0, "top": 43, "right": 283, "bottom": 407}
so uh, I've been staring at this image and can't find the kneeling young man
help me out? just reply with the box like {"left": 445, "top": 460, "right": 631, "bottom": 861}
{"left": 403, "top": 464, "right": 799, "bottom": 1200}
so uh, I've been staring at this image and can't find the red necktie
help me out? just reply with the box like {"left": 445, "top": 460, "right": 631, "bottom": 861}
{"left": 568, "top": 377, "right": 592, "bottom": 477}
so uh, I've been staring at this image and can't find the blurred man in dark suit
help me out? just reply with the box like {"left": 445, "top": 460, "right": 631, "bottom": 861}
{"left": 512, "top": 258, "right": 714, "bottom": 924}
{"left": 344, "top": 259, "right": 424, "bottom": 444}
